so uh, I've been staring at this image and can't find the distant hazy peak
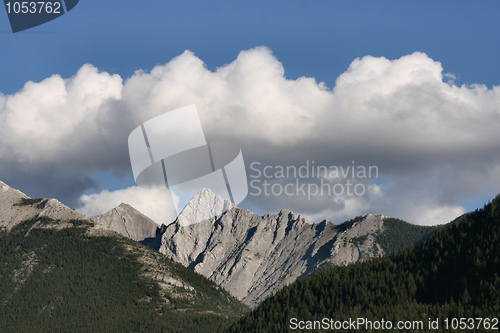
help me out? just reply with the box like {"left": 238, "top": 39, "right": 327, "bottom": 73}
{"left": 176, "top": 188, "right": 236, "bottom": 226}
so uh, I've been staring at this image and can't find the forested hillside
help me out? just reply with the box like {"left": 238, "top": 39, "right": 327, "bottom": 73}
{"left": 228, "top": 197, "right": 500, "bottom": 332}
{"left": 375, "top": 217, "right": 441, "bottom": 254}
{"left": 0, "top": 213, "right": 248, "bottom": 332}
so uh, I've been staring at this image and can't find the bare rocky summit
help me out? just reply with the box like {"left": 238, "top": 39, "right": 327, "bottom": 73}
{"left": 0, "top": 180, "right": 92, "bottom": 231}
{"left": 176, "top": 188, "right": 235, "bottom": 226}
{"left": 91, "top": 203, "right": 159, "bottom": 242}
{"left": 158, "top": 189, "right": 386, "bottom": 307}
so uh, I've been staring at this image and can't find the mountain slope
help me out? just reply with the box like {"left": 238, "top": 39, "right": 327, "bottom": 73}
{"left": 158, "top": 189, "right": 441, "bottom": 307}
{"left": 1, "top": 180, "right": 89, "bottom": 231}
{"left": 227, "top": 197, "right": 500, "bottom": 332}
{"left": 0, "top": 181, "right": 248, "bottom": 332}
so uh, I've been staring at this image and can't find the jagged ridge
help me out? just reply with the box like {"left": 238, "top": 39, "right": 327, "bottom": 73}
{"left": 156, "top": 189, "right": 438, "bottom": 307}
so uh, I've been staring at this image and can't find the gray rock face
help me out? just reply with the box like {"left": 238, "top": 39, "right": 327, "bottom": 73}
{"left": 158, "top": 190, "right": 386, "bottom": 307}
{"left": 91, "top": 203, "right": 159, "bottom": 242}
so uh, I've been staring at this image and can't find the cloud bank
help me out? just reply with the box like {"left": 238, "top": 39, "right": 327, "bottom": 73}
{"left": 1, "top": 47, "right": 500, "bottom": 225}
{"left": 78, "top": 185, "right": 179, "bottom": 224}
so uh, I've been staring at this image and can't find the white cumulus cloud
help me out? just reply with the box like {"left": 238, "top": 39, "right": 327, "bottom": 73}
{"left": 1, "top": 47, "right": 500, "bottom": 225}
{"left": 77, "top": 185, "right": 179, "bottom": 225}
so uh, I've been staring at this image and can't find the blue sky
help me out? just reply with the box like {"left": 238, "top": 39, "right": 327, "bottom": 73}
{"left": 1, "top": 1, "right": 500, "bottom": 225}
{"left": 2, "top": 1, "right": 499, "bottom": 93}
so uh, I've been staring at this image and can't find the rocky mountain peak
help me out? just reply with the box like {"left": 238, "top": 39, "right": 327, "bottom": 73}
{"left": 176, "top": 188, "right": 235, "bottom": 226}
{"left": 116, "top": 202, "right": 133, "bottom": 209}
{"left": 278, "top": 208, "right": 294, "bottom": 218}
{"left": 91, "top": 203, "right": 159, "bottom": 242}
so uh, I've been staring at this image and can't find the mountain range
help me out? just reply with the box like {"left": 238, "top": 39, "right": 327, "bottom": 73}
{"left": 91, "top": 188, "right": 441, "bottom": 307}
{"left": 0, "top": 180, "right": 451, "bottom": 331}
